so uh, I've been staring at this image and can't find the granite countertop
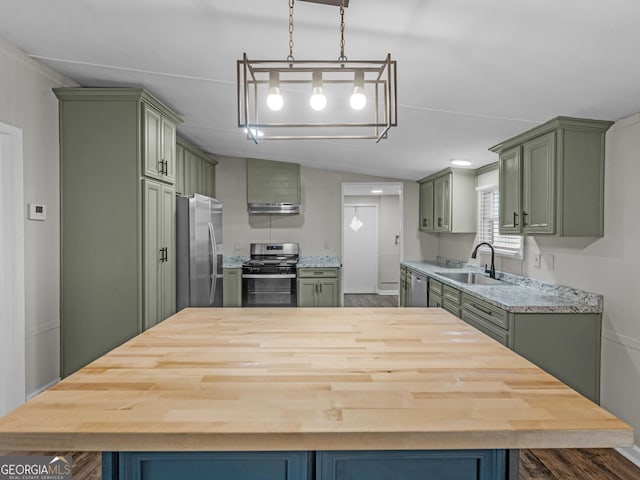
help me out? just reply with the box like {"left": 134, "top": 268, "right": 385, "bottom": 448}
{"left": 296, "top": 256, "right": 341, "bottom": 268}
{"left": 223, "top": 256, "right": 341, "bottom": 269}
{"left": 402, "top": 259, "right": 603, "bottom": 314}
{"left": 223, "top": 256, "right": 249, "bottom": 269}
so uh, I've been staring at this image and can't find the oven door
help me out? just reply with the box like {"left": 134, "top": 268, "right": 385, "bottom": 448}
{"left": 242, "top": 274, "right": 297, "bottom": 307}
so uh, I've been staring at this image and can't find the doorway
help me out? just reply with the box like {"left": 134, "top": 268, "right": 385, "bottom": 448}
{"left": 0, "top": 122, "right": 26, "bottom": 416}
{"left": 341, "top": 182, "right": 403, "bottom": 303}
{"left": 343, "top": 204, "right": 378, "bottom": 293}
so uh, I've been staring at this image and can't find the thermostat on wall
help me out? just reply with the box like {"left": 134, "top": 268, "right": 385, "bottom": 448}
{"left": 28, "top": 203, "right": 47, "bottom": 221}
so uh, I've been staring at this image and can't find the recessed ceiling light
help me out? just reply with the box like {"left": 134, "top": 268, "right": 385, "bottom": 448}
{"left": 371, "top": 189, "right": 383, "bottom": 194}
{"left": 450, "top": 159, "right": 472, "bottom": 167}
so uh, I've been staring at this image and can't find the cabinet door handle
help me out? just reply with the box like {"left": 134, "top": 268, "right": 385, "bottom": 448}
{"left": 513, "top": 211, "right": 519, "bottom": 227}
{"left": 471, "top": 303, "right": 492, "bottom": 316}
{"left": 522, "top": 211, "right": 528, "bottom": 227}
{"left": 438, "top": 217, "right": 442, "bottom": 227}
{"left": 320, "top": 283, "right": 323, "bottom": 293}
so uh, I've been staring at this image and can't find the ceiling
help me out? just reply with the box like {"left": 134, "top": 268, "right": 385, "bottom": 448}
{"left": 1, "top": 0, "right": 640, "bottom": 180}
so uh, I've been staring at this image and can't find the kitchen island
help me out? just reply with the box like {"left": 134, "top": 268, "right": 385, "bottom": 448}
{"left": 0, "top": 308, "right": 632, "bottom": 480}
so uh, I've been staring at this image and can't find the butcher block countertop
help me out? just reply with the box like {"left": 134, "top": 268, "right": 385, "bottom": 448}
{"left": 0, "top": 308, "right": 632, "bottom": 452}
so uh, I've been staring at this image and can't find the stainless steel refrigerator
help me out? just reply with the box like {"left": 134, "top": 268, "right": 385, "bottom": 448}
{"left": 176, "top": 194, "right": 223, "bottom": 309}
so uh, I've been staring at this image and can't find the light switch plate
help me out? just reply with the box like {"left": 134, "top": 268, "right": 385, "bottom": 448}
{"left": 28, "top": 203, "right": 47, "bottom": 221}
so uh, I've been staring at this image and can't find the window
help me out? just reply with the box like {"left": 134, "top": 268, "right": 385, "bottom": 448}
{"left": 477, "top": 186, "right": 523, "bottom": 258}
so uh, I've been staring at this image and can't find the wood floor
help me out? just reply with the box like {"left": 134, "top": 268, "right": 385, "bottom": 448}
{"left": 2, "top": 295, "right": 638, "bottom": 479}
{"left": 344, "top": 293, "right": 398, "bottom": 307}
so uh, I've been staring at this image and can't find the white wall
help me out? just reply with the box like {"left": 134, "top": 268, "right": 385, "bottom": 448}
{"left": 426, "top": 114, "right": 640, "bottom": 452}
{"left": 214, "top": 155, "right": 437, "bottom": 261}
{"left": 0, "top": 37, "right": 76, "bottom": 397}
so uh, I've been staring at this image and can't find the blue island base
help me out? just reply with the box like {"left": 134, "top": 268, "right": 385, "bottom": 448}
{"left": 103, "top": 449, "right": 519, "bottom": 480}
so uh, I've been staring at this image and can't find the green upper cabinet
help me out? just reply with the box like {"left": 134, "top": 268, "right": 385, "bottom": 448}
{"left": 247, "top": 158, "right": 301, "bottom": 205}
{"left": 491, "top": 117, "right": 613, "bottom": 237}
{"left": 419, "top": 180, "right": 434, "bottom": 232}
{"left": 143, "top": 103, "right": 177, "bottom": 184}
{"left": 176, "top": 137, "right": 218, "bottom": 198}
{"left": 433, "top": 173, "right": 451, "bottom": 231}
{"left": 522, "top": 131, "right": 556, "bottom": 234}
{"left": 417, "top": 168, "right": 476, "bottom": 233}
{"left": 53, "top": 87, "right": 182, "bottom": 377}
{"left": 175, "top": 142, "right": 185, "bottom": 195}
{"left": 498, "top": 147, "right": 521, "bottom": 234}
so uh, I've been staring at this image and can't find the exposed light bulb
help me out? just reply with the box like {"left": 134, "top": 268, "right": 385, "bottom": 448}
{"left": 310, "top": 87, "right": 327, "bottom": 111}
{"left": 350, "top": 87, "right": 366, "bottom": 110}
{"left": 310, "top": 70, "right": 327, "bottom": 111}
{"left": 266, "top": 71, "right": 283, "bottom": 111}
{"left": 350, "top": 71, "right": 367, "bottom": 110}
{"left": 267, "top": 87, "right": 283, "bottom": 111}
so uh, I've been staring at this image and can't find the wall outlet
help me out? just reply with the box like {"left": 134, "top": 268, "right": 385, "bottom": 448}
{"left": 533, "top": 253, "right": 541, "bottom": 268}
{"left": 542, "top": 253, "right": 555, "bottom": 270}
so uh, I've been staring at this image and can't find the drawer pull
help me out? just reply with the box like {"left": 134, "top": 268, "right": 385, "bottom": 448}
{"left": 471, "top": 303, "right": 492, "bottom": 316}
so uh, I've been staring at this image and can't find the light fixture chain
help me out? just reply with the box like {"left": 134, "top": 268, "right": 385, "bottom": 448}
{"left": 338, "top": 1, "right": 347, "bottom": 62}
{"left": 288, "top": 0, "right": 295, "bottom": 61}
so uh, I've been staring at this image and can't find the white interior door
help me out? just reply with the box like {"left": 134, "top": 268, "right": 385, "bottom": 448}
{"left": 0, "top": 123, "right": 26, "bottom": 416}
{"left": 343, "top": 205, "right": 377, "bottom": 293}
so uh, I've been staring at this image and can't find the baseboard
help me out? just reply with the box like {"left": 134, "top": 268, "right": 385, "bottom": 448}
{"left": 617, "top": 445, "right": 640, "bottom": 469}
{"left": 26, "top": 377, "right": 60, "bottom": 401}
{"left": 376, "top": 289, "right": 399, "bottom": 296}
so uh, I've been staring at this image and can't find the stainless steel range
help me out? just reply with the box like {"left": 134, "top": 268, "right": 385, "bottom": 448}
{"left": 242, "top": 243, "right": 299, "bottom": 307}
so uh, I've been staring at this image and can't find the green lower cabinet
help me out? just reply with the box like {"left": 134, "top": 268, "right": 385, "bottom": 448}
{"left": 399, "top": 266, "right": 409, "bottom": 307}
{"left": 428, "top": 278, "right": 443, "bottom": 308}
{"left": 460, "top": 293, "right": 601, "bottom": 403}
{"left": 512, "top": 312, "right": 602, "bottom": 404}
{"left": 223, "top": 268, "right": 242, "bottom": 307}
{"left": 297, "top": 268, "right": 340, "bottom": 307}
{"left": 104, "top": 449, "right": 512, "bottom": 480}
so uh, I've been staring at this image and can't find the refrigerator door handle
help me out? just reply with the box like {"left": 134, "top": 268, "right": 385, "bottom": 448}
{"left": 208, "top": 222, "right": 217, "bottom": 305}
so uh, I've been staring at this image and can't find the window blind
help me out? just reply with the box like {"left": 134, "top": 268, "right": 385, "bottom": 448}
{"left": 477, "top": 187, "right": 523, "bottom": 257}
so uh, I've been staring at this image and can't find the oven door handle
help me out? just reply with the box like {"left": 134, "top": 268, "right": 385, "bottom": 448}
{"left": 242, "top": 274, "right": 297, "bottom": 279}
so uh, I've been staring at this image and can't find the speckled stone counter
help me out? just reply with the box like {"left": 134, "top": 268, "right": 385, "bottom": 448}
{"left": 223, "top": 256, "right": 248, "bottom": 269}
{"left": 402, "top": 259, "right": 602, "bottom": 314}
{"left": 296, "top": 256, "right": 342, "bottom": 268}
{"left": 223, "top": 256, "right": 341, "bottom": 269}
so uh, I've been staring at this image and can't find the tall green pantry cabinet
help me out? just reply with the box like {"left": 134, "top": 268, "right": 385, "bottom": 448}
{"left": 55, "top": 88, "right": 182, "bottom": 377}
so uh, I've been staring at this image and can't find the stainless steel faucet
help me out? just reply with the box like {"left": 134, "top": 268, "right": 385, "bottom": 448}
{"left": 471, "top": 242, "right": 496, "bottom": 279}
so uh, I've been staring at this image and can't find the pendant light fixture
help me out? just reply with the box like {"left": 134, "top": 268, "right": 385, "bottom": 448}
{"left": 237, "top": 0, "right": 397, "bottom": 142}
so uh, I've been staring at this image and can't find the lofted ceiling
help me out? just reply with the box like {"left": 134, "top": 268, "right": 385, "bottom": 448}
{"left": 1, "top": 0, "right": 640, "bottom": 180}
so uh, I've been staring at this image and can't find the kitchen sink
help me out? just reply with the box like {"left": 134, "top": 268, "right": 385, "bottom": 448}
{"left": 435, "top": 272, "right": 514, "bottom": 286}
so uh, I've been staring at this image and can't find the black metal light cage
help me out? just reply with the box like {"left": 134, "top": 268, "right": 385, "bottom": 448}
{"left": 237, "top": 53, "right": 397, "bottom": 142}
